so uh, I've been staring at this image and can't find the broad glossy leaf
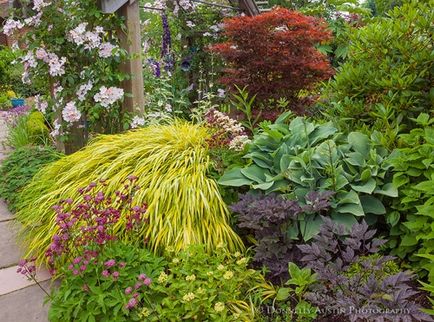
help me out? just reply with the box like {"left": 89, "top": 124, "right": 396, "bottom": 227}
{"left": 218, "top": 168, "right": 253, "bottom": 186}
{"left": 374, "top": 183, "right": 398, "bottom": 197}
{"left": 351, "top": 178, "right": 376, "bottom": 194}
{"left": 348, "top": 132, "right": 371, "bottom": 155}
{"left": 241, "top": 165, "right": 267, "bottom": 183}
{"left": 309, "top": 123, "right": 337, "bottom": 145}
{"left": 336, "top": 203, "right": 365, "bottom": 217}
{"left": 299, "top": 215, "right": 323, "bottom": 241}
{"left": 360, "top": 195, "right": 386, "bottom": 214}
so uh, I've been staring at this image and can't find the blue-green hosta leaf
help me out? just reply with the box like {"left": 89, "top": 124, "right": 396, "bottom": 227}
{"left": 330, "top": 212, "right": 358, "bottom": 229}
{"left": 279, "top": 154, "right": 292, "bottom": 173}
{"left": 313, "top": 140, "right": 339, "bottom": 166}
{"left": 309, "top": 122, "right": 337, "bottom": 145}
{"left": 240, "top": 165, "right": 268, "bottom": 183}
{"left": 338, "top": 190, "right": 361, "bottom": 205}
{"left": 252, "top": 181, "right": 274, "bottom": 190}
{"left": 218, "top": 168, "right": 253, "bottom": 187}
{"left": 360, "top": 195, "right": 386, "bottom": 214}
{"left": 351, "top": 178, "right": 377, "bottom": 194}
{"left": 289, "top": 117, "right": 316, "bottom": 145}
{"left": 245, "top": 151, "right": 273, "bottom": 169}
{"left": 299, "top": 215, "right": 323, "bottom": 241}
{"left": 345, "top": 152, "right": 366, "bottom": 167}
{"left": 336, "top": 203, "right": 365, "bottom": 217}
{"left": 374, "top": 183, "right": 398, "bottom": 197}
{"left": 348, "top": 132, "right": 371, "bottom": 155}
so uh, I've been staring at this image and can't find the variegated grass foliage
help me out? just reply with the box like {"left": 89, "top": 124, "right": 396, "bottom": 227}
{"left": 16, "top": 121, "right": 244, "bottom": 265}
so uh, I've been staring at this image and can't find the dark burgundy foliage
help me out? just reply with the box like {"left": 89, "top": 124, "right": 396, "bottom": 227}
{"left": 298, "top": 218, "right": 433, "bottom": 322}
{"left": 210, "top": 7, "right": 334, "bottom": 104}
{"left": 231, "top": 191, "right": 333, "bottom": 281}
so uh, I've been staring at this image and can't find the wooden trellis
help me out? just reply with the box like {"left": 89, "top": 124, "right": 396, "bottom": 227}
{"left": 98, "top": 0, "right": 269, "bottom": 116}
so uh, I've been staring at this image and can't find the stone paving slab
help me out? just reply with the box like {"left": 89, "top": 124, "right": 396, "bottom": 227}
{"left": 0, "top": 200, "right": 14, "bottom": 222}
{"left": 0, "top": 221, "right": 24, "bottom": 268}
{"left": 0, "top": 281, "right": 50, "bottom": 322}
{"left": 0, "top": 265, "right": 51, "bottom": 296}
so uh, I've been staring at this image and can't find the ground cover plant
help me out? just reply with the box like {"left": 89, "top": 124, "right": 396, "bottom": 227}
{"left": 16, "top": 122, "right": 243, "bottom": 266}
{"left": 0, "top": 145, "right": 62, "bottom": 211}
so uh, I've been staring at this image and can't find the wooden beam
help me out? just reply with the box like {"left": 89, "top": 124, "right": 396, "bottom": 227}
{"left": 118, "top": 0, "right": 144, "bottom": 116}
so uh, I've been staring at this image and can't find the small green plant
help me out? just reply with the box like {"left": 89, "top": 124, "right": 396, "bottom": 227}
{"left": 148, "top": 245, "right": 268, "bottom": 321}
{"left": 7, "top": 112, "right": 50, "bottom": 148}
{"left": 49, "top": 242, "right": 166, "bottom": 322}
{"left": 0, "top": 92, "right": 12, "bottom": 110}
{"left": 267, "top": 262, "right": 318, "bottom": 322}
{"left": 0, "top": 146, "right": 62, "bottom": 211}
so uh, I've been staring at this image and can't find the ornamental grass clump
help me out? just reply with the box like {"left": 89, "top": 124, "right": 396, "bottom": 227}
{"left": 16, "top": 122, "right": 244, "bottom": 266}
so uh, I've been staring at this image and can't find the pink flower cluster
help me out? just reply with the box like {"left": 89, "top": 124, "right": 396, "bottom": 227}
{"left": 204, "top": 108, "right": 250, "bottom": 151}
{"left": 94, "top": 86, "right": 124, "bottom": 108}
{"left": 33, "top": 47, "right": 66, "bottom": 76}
{"left": 62, "top": 101, "right": 81, "bottom": 123}
{"left": 17, "top": 258, "right": 37, "bottom": 279}
{"left": 77, "top": 81, "right": 93, "bottom": 102}
{"left": 124, "top": 273, "right": 152, "bottom": 310}
{"left": 45, "top": 178, "right": 147, "bottom": 270}
{"left": 68, "top": 23, "right": 118, "bottom": 57}
{"left": 2, "top": 19, "right": 24, "bottom": 36}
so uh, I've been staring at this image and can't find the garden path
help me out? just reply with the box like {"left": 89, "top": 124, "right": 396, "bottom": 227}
{"left": 0, "top": 116, "right": 51, "bottom": 322}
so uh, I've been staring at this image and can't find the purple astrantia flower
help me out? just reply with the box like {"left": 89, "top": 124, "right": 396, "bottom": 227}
{"left": 104, "top": 259, "right": 116, "bottom": 268}
{"left": 125, "top": 297, "right": 138, "bottom": 309}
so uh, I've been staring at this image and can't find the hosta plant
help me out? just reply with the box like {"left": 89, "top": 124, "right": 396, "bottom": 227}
{"left": 386, "top": 113, "right": 434, "bottom": 281}
{"left": 297, "top": 218, "right": 432, "bottom": 322}
{"left": 16, "top": 122, "right": 243, "bottom": 266}
{"left": 220, "top": 116, "right": 396, "bottom": 229}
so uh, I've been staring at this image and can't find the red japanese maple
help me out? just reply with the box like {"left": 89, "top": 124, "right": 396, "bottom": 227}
{"left": 210, "top": 7, "right": 334, "bottom": 104}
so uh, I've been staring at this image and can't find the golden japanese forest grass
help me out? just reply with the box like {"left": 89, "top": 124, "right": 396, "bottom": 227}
{"left": 16, "top": 121, "right": 244, "bottom": 266}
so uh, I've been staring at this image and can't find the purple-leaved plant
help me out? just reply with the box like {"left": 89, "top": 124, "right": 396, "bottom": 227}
{"left": 231, "top": 191, "right": 333, "bottom": 281}
{"left": 297, "top": 218, "right": 433, "bottom": 322}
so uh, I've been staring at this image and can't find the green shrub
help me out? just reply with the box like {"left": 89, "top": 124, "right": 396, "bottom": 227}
{"left": 323, "top": 0, "right": 433, "bottom": 135}
{"left": 148, "top": 245, "right": 267, "bottom": 321}
{"left": 0, "top": 93, "right": 12, "bottom": 110}
{"left": 219, "top": 115, "right": 396, "bottom": 237}
{"left": 27, "top": 111, "right": 49, "bottom": 142}
{"left": 49, "top": 242, "right": 167, "bottom": 322}
{"left": 386, "top": 113, "right": 434, "bottom": 281}
{"left": 0, "top": 145, "right": 62, "bottom": 212}
{"left": 16, "top": 122, "right": 244, "bottom": 266}
{"left": 0, "top": 46, "right": 17, "bottom": 87}
{"left": 7, "top": 112, "right": 50, "bottom": 148}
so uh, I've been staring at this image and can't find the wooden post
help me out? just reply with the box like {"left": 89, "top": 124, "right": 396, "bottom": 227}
{"left": 118, "top": 1, "right": 145, "bottom": 116}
